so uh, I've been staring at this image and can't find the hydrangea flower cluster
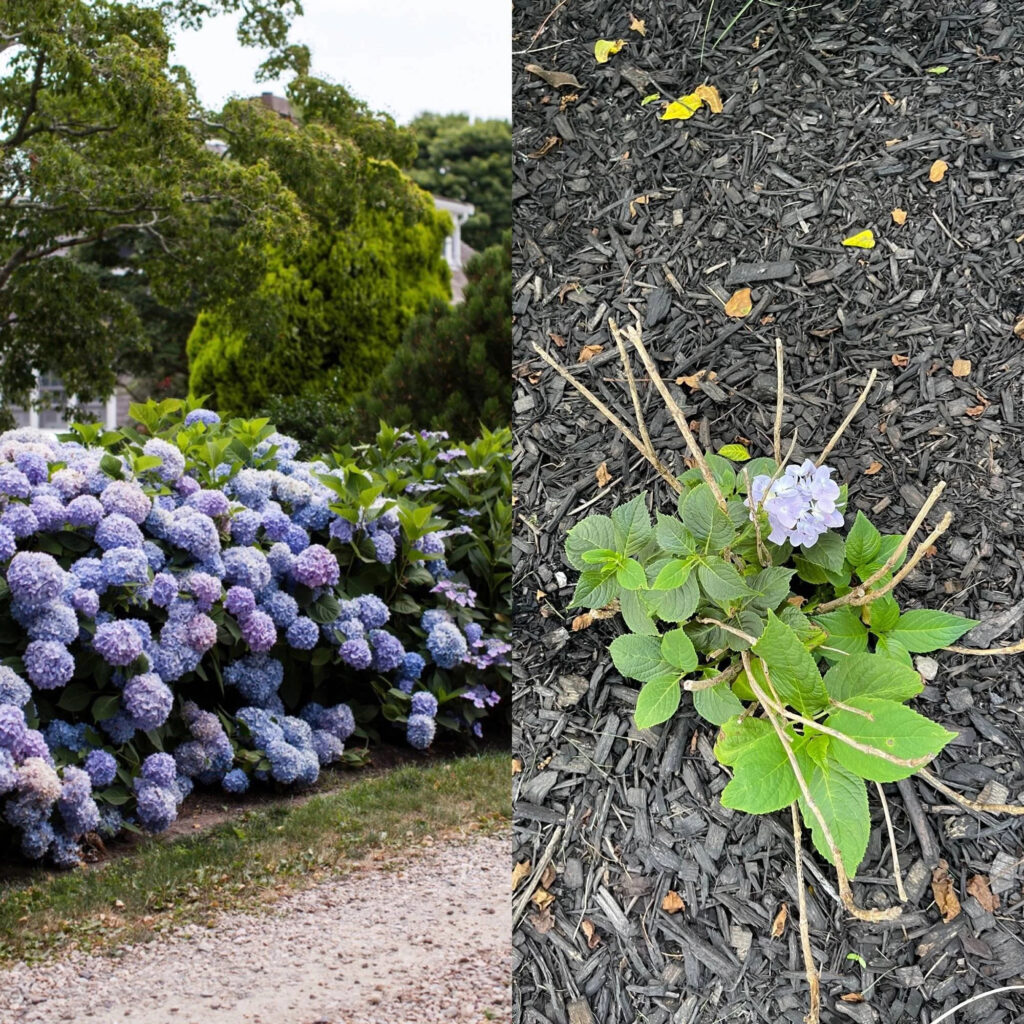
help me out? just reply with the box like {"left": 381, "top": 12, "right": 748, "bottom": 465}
{"left": 745, "top": 460, "right": 844, "bottom": 548}
{"left": 0, "top": 415, "right": 507, "bottom": 867}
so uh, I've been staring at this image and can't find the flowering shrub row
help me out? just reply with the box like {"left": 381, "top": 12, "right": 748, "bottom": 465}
{"left": 0, "top": 400, "right": 509, "bottom": 867}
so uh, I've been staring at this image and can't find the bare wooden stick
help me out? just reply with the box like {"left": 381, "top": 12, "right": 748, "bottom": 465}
{"left": 621, "top": 321, "right": 729, "bottom": 510}
{"left": 946, "top": 636, "right": 1024, "bottom": 656}
{"left": 790, "top": 803, "right": 820, "bottom": 1024}
{"left": 609, "top": 318, "right": 655, "bottom": 458}
{"left": 683, "top": 661, "right": 743, "bottom": 692}
{"left": 875, "top": 782, "right": 908, "bottom": 903}
{"left": 531, "top": 342, "right": 681, "bottom": 494}
{"left": 918, "top": 768, "right": 1024, "bottom": 816}
{"left": 815, "top": 369, "right": 878, "bottom": 467}
{"left": 773, "top": 337, "right": 785, "bottom": 464}
{"left": 815, "top": 482, "right": 946, "bottom": 613}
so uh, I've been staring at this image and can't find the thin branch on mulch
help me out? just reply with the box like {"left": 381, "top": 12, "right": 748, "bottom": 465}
{"left": 815, "top": 369, "right": 879, "bottom": 468}
{"left": 790, "top": 802, "right": 820, "bottom": 1024}
{"left": 875, "top": 782, "right": 908, "bottom": 903}
{"left": 773, "top": 337, "right": 785, "bottom": 464}
{"left": 918, "top": 769, "right": 1024, "bottom": 816}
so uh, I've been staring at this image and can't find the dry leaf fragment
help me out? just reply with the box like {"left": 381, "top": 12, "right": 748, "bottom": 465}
{"left": 513, "top": 859, "right": 532, "bottom": 890}
{"left": 676, "top": 369, "right": 715, "bottom": 390}
{"left": 951, "top": 358, "right": 971, "bottom": 378}
{"left": 527, "top": 136, "right": 561, "bottom": 159}
{"left": 966, "top": 398, "right": 989, "bottom": 418}
{"left": 548, "top": 332, "right": 566, "bottom": 348}
{"left": 578, "top": 344, "right": 603, "bottom": 362}
{"left": 532, "top": 886, "right": 555, "bottom": 910}
{"left": 892, "top": 208, "right": 907, "bottom": 225}
{"left": 840, "top": 993, "right": 865, "bottom": 1003}
{"left": 581, "top": 919, "right": 602, "bottom": 948}
{"left": 770, "top": 903, "right": 788, "bottom": 938}
{"left": 529, "top": 908, "right": 555, "bottom": 933}
{"left": 864, "top": 461, "right": 882, "bottom": 475}
{"left": 929, "top": 159, "right": 949, "bottom": 183}
{"left": 595, "top": 461, "right": 612, "bottom": 487}
{"left": 1014, "top": 316, "right": 1024, "bottom": 339}
{"left": 694, "top": 83, "right": 724, "bottom": 113}
{"left": 629, "top": 194, "right": 649, "bottom": 218}
{"left": 594, "top": 38, "right": 626, "bottom": 63}
{"left": 541, "top": 864, "right": 557, "bottom": 889}
{"left": 967, "top": 874, "right": 1000, "bottom": 912}
{"left": 512, "top": 757, "right": 523, "bottom": 775}
{"left": 661, "top": 890, "right": 686, "bottom": 914}
{"left": 571, "top": 612, "right": 594, "bottom": 631}
{"left": 842, "top": 229, "right": 876, "bottom": 249}
{"left": 724, "top": 287, "right": 753, "bottom": 318}
{"left": 661, "top": 92, "right": 703, "bottom": 120}
{"left": 882, "top": 91, "right": 896, "bottom": 105}
{"left": 525, "top": 64, "right": 584, "bottom": 89}
{"left": 891, "top": 353, "right": 909, "bottom": 367}
{"left": 787, "top": 594, "right": 806, "bottom": 607}
{"left": 931, "top": 859, "right": 962, "bottom": 922}
{"left": 628, "top": 13, "right": 646, "bottom": 35}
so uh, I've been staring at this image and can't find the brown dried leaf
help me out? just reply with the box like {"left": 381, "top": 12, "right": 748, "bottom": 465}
{"left": 882, "top": 91, "right": 896, "bottom": 105}
{"left": 891, "top": 208, "right": 907, "bottom": 225}
{"left": 629, "top": 194, "right": 649, "bottom": 218}
{"left": 675, "top": 369, "right": 715, "bottom": 390}
{"left": 595, "top": 461, "right": 612, "bottom": 487}
{"left": 840, "top": 993, "right": 865, "bottom": 1003}
{"left": 581, "top": 918, "right": 602, "bottom": 948}
{"left": 951, "top": 358, "right": 971, "bottom": 378}
{"left": 529, "top": 907, "right": 555, "bottom": 933}
{"left": 628, "top": 12, "right": 646, "bottom": 35}
{"left": 865, "top": 461, "right": 883, "bottom": 475}
{"left": 513, "top": 859, "right": 532, "bottom": 891}
{"left": 661, "top": 890, "right": 686, "bottom": 914}
{"left": 548, "top": 332, "right": 567, "bottom": 348}
{"left": 525, "top": 64, "right": 584, "bottom": 89}
{"left": 541, "top": 864, "right": 557, "bottom": 890}
{"left": 512, "top": 757, "right": 523, "bottom": 775}
{"left": 891, "top": 353, "right": 909, "bottom": 367}
{"left": 579, "top": 344, "right": 603, "bottom": 362}
{"left": 572, "top": 612, "right": 594, "bottom": 631}
{"left": 527, "top": 136, "right": 561, "bottom": 159}
{"left": 532, "top": 886, "right": 555, "bottom": 910}
{"left": 929, "top": 159, "right": 949, "bottom": 183}
{"left": 1014, "top": 316, "right": 1024, "bottom": 339}
{"left": 592, "top": 601, "right": 619, "bottom": 620}
{"left": 535, "top": 589, "right": 547, "bottom": 602}
{"left": 787, "top": 595, "right": 806, "bottom": 608}
{"left": 967, "top": 874, "right": 1000, "bottom": 912}
{"left": 770, "top": 903, "right": 788, "bottom": 938}
{"left": 931, "top": 859, "right": 962, "bottom": 922}
{"left": 559, "top": 92, "right": 579, "bottom": 112}
{"left": 966, "top": 395, "right": 990, "bottom": 418}
{"left": 694, "top": 83, "right": 724, "bottom": 114}
{"left": 724, "top": 287, "right": 753, "bottom": 318}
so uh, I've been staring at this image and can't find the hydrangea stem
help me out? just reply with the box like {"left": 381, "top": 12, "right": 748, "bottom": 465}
{"left": 815, "top": 368, "right": 878, "bottom": 468}
{"left": 790, "top": 802, "right": 821, "bottom": 1024}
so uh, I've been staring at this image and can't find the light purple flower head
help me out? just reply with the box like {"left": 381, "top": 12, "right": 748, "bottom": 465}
{"left": 745, "top": 459, "right": 843, "bottom": 549}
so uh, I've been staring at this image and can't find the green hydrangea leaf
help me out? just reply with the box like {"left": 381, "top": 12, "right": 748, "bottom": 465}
{"left": 654, "top": 512, "right": 696, "bottom": 556}
{"left": 716, "top": 717, "right": 799, "bottom": 813}
{"left": 812, "top": 606, "right": 869, "bottom": 660}
{"left": 652, "top": 558, "right": 694, "bottom": 591}
{"left": 886, "top": 608, "right": 979, "bottom": 653}
{"left": 565, "top": 514, "right": 617, "bottom": 570}
{"left": 875, "top": 632, "right": 913, "bottom": 667}
{"left": 845, "top": 511, "right": 882, "bottom": 567}
{"left": 620, "top": 589, "right": 658, "bottom": 635}
{"left": 569, "top": 567, "right": 618, "bottom": 609}
{"left": 698, "top": 556, "right": 754, "bottom": 609}
{"left": 610, "top": 633, "right": 679, "bottom": 684}
{"left": 661, "top": 628, "right": 697, "bottom": 673}
{"left": 646, "top": 573, "right": 699, "bottom": 623}
{"left": 693, "top": 680, "right": 744, "bottom": 726}
{"left": 864, "top": 594, "right": 900, "bottom": 634}
{"left": 745, "top": 566, "right": 796, "bottom": 612}
{"left": 751, "top": 610, "right": 828, "bottom": 714}
{"left": 616, "top": 558, "right": 647, "bottom": 590}
{"left": 796, "top": 749, "right": 870, "bottom": 873}
{"left": 634, "top": 676, "right": 681, "bottom": 730}
{"left": 611, "top": 493, "right": 652, "bottom": 555}
{"left": 823, "top": 652, "right": 923, "bottom": 703}
{"left": 679, "top": 483, "right": 735, "bottom": 550}
{"left": 798, "top": 531, "right": 846, "bottom": 573}
{"left": 717, "top": 443, "right": 750, "bottom": 462}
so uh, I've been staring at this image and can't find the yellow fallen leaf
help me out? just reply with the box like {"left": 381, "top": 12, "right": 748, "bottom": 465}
{"left": 578, "top": 344, "right": 603, "bottom": 362}
{"left": 770, "top": 903, "right": 788, "bottom": 938}
{"left": 661, "top": 92, "right": 703, "bottom": 120}
{"left": 724, "top": 287, "right": 753, "bottom": 318}
{"left": 929, "top": 158, "right": 949, "bottom": 182}
{"left": 532, "top": 886, "right": 555, "bottom": 910}
{"left": 951, "top": 358, "right": 971, "bottom": 378}
{"left": 595, "top": 461, "right": 612, "bottom": 487}
{"left": 661, "top": 890, "right": 686, "bottom": 914}
{"left": 512, "top": 859, "right": 531, "bottom": 890}
{"left": 628, "top": 12, "right": 645, "bottom": 35}
{"left": 594, "top": 38, "right": 626, "bottom": 63}
{"left": 882, "top": 91, "right": 896, "bottom": 105}
{"left": 842, "top": 229, "right": 875, "bottom": 249}
{"left": 694, "top": 83, "right": 723, "bottom": 114}
{"left": 891, "top": 208, "right": 907, "bottom": 225}
{"left": 629, "top": 194, "right": 649, "bottom": 217}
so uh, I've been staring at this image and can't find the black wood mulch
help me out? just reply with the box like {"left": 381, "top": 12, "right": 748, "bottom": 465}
{"left": 511, "top": 2, "right": 1024, "bottom": 1022}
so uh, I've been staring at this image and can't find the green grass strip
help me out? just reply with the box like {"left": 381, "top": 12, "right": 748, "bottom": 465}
{"left": 0, "top": 753, "right": 509, "bottom": 964}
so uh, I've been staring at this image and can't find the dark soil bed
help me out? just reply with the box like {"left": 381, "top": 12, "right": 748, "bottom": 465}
{"left": 511, "top": 1, "right": 1024, "bottom": 1022}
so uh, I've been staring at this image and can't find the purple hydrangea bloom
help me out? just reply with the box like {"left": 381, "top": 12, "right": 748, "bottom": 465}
{"left": 230, "top": 509, "right": 262, "bottom": 546}
{"left": 355, "top": 594, "right": 389, "bottom": 630}
{"left": 463, "top": 683, "right": 501, "bottom": 709}
{"left": 187, "top": 572, "right": 221, "bottom": 612}
{"left": 51, "top": 468, "right": 87, "bottom": 500}
{"left": 0, "top": 666, "right": 32, "bottom": 707}
{"left": 230, "top": 468, "right": 272, "bottom": 510}
{"left": 14, "top": 451, "right": 49, "bottom": 484}
{"left": 261, "top": 506, "right": 291, "bottom": 542}
{"left": 123, "top": 673, "right": 173, "bottom": 730}
{"left": 26, "top": 602, "right": 79, "bottom": 645}
{"left": 431, "top": 579, "right": 477, "bottom": 608}
{"left": 0, "top": 704, "right": 28, "bottom": 749}
{"left": 185, "top": 613, "right": 218, "bottom": 653}
{"left": 225, "top": 585, "right": 256, "bottom": 619}
{"left": 7, "top": 551, "right": 65, "bottom": 609}
{"left": 368, "top": 629, "right": 405, "bottom": 672}
{"left": 0, "top": 504, "right": 38, "bottom": 538}
{"left": 57, "top": 766, "right": 99, "bottom": 836}
{"left": 142, "top": 541, "right": 166, "bottom": 572}
{"left": 223, "top": 547, "right": 272, "bottom": 593}
{"left": 410, "top": 692, "right": 438, "bottom": 718}
{"left": 338, "top": 638, "right": 372, "bottom": 670}
{"left": 261, "top": 590, "right": 298, "bottom": 628}
{"left": 426, "top": 623, "right": 467, "bottom": 669}
{"left": 402, "top": 652, "right": 426, "bottom": 680}
{"left": 167, "top": 509, "right": 220, "bottom": 561}
{"left": 292, "top": 544, "right": 339, "bottom": 588}
{"left": 141, "top": 437, "right": 186, "bottom": 483}
{"left": 30, "top": 495, "right": 66, "bottom": 531}
{"left": 285, "top": 617, "right": 319, "bottom": 649}
{"left": 406, "top": 713, "right": 436, "bottom": 750}
{"left": 66, "top": 494, "right": 104, "bottom": 528}
{"left": 84, "top": 749, "right": 118, "bottom": 787}
{"left": 317, "top": 704, "right": 356, "bottom": 742}
{"left": 745, "top": 459, "right": 844, "bottom": 548}
{"left": 186, "top": 489, "right": 230, "bottom": 518}
{"left": 0, "top": 465, "right": 32, "bottom": 498}
{"left": 134, "top": 779, "right": 178, "bottom": 832}
{"left": 141, "top": 752, "right": 178, "bottom": 788}
{"left": 421, "top": 608, "right": 451, "bottom": 633}
{"left": 222, "top": 768, "right": 249, "bottom": 794}
{"left": 0, "top": 524, "right": 16, "bottom": 561}
{"left": 93, "top": 621, "right": 144, "bottom": 666}
{"left": 95, "top": 513, "right": 145, "bottom": 551}
{"left": 101, "top": 712, "right": 136, "bottom": 746}
{"left": 100, "top": 547, "right": 150, "bottom": 587}
{"left": 266, "top": 542, "right": 294, "bottom": 578}
{"left": 69, "top": 557, "right": 105, "bottom": 593}
{"left": 176, "top": 475, "right": 201, "bottom": 498}
{"left": 415, "top": 532, "right": 445, "bottom": 557}
{"left": 24, "top": 640, "right": 75, "bottom": 689}
{"left": 150, "top": 572, "right": 178, "bottom": 608}
{"left": 372, "top": 532, "right": 396, "bottom": 564}
{"left": 240, "top": 609, "right": 277, "bottom": 653}
{"left": 328, "top": 516, "right": 355, "bottom": 543}
{"left": 311, "top": 730, "right": 343, "bottom": 765}
{"left": 184, "top": 408, "right": 220, "bottom": 428}
{"left": 100, "top": 480, "right": 151, "bottom": 524}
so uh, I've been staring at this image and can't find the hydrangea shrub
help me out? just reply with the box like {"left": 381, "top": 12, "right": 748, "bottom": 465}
{"left": 0, "top": 399, "right": 508, "bottom": 867}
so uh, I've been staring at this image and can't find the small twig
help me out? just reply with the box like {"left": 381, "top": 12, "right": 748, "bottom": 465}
{"left": 609, "top": 318, "right": 655, "bottom": 457}
{"left": 925, "top": 986, "right": 1024, "bottom": 1024}
{"left": 512, "top": 825, "right": 564, "bottom": 926}
{"left": 531, "top": 343, "right": 681, "bottom": 493}
{"left": 875, "top": 782, "right": 908, "bottom": 903}
{"left": 683, "top": 661, "right": 742, "bottom": 692}
{"left": 945, "top": 636, "right": 1024, "bottom": 656}
{"left": 918, "top": 768, "right": 1024, "bottom": 816}
{"left": 697, "top": 617, "right": 757, "bottom": 645}
{"left": 773, "top": 337, "right": 785, "bottom": 464}
{"left": 743, "top": 467, "right": 771, "bottom": 568}
{"left": 815, "top": 482, "right": 946, "bottom": 613}
{"left": 791, "top": 803, "right": 820, "bottom": 1024}
{"left": 622, "top": 320, "right": 728, "bottom": 510}
{"left": 530, "top": 0, "right": 570, "bottom": 43}
{"left": 815, "top": 369, "right": 878, "bottom": 467}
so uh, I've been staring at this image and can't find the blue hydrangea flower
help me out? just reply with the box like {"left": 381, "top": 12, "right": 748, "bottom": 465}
{"left": 355, "top": 594, "right": 389, "bottom": 630}
{"left": 7, "top": 551, "right": 65, "bottom": 609}
{"left": 0, "top": 465, "right": 32, "bottom": 498}
{"left": 24, "top": 640, "right": 75, "bottom": 689}
{"left": 0, "top": 666, "right": 32, "bottom": 707}
{"left": 66, "top": 494, "right": 104, "bottom": 528}
{"left": 1, "top": 504, "right": 38, "bottom": 538}
{"left": 229, "top": 468, "right": 272, "bottom": 511}
{"left": 372, "top": 532, "right": 396, "bottom": 564}
{"left": 222, "top": 768, "right": 249, "bottom": 794}
{"left": 141, "top": 752, "right": 178, "bottom": 788}
{"left": 368, "top": 629, "right": 405, "bottom": 672}
{"left": 230, "top": 509, "right": 262, "bottom": 546}
{"left": 184, "top": 408, "right": 220, "bottom": 428}
{"left": 95, "top": 513, "right": 145, "bottom": 551}
{"left": 285, "top": 617, "right": 319, "bottom": 649}
{"left": 133, "top": 778, "right": 178, "bottom": 832}
{"left": 223, "top": 546, "right": 272, "bottom": 593}
{"left": 402, "top": 652, "right": 425, "bottom": 680}
{"left": 101, "top": 711, "right": 137, "bottom": 745}
{"left": 241, "top": 609, "right": 277, "bottom": 653}
{"left": 93, "top": 621, "right": 144, "bottom": 667}
{"left": 186, "top": 489, "right": 230, "bottom": 518}
{"left": 167, "top": 509, "right": 220, "bottom": 561}
{"left": 57, "top": 766, "right": 99, "bottom": 836}
{"left": 284, "top": 523, "right": 310, "bottom": 554}
{"left": 0, "top": 704, "right": 28, "bottom": 749}
{"left": 406, "top": 714, "right": 436, "bottom": 750}
{"left": 427, "top": 623, "right": 467, "bottom": 669}
{"left": 410, "top": 692, "right": 438, "bottom": 718}
{"left": 176, "top": 475, "right": 201, "bottom": 498}
{"left": 25, "top": 602, "right": 79, "bottom": 645}
{"left": 185, "top": 613, "right": 218, "bottom": 653}
{"left": 141, "top": 437, "right": 186, "bottom": 483}
{"left": 292, "top": 544, "right": 339, "bottom": 588}
{"left": 30, "top": 495, "right": 67, "bottom": 531}
{"left": 100, "top": 480, "right": 151, "bottom": 524}
{"left": 225, "top": 585, "right": 256, "bottom": 619}
{"left": 745, "top": 460, "right": 844, "bottom": 548}
{"left": 101, "top": 547, "right": 150, "bottom": 587}
{"left": 317, "top": 704, "right": 355, "bottom": 741}
{"left": 261, "top": 506, "right": 291, "bottom": 542}
{"left": 123, "top": 673, "right": 173, "bottom": 730}
{"left": 150, "top": 572, "right": 178, "bottom": 608}
{"left": 255, "top": 432, "right": 300, "bottom": 460}
{"left": 311, "top": 730, "right": 343, "bottom": 765}
{"left": 328, "top": 516, "right": 355, "bottom": 543}
{"left": 261, "top": 590, "right": 298, "bottom": 628}
{"left": 266, "top": 542, "right": 294, "bottom": 578}
{"left": 84, "top": 749, "right": 118, "bottom": 787}
{"left": 421, "top": 608, "right": 451, "bottom": 633}
{"left": 338, "top": 638, "right": 372, "bottom": 670}
{"left": 224, "top": 654, "right": 284, "bottom": 706}
{"left": 415, "top": 532, "right": 445, "bottom": 557}
{"left": 0, "top": 524, "right": 16, "bottom": 562}
{"left": 186, "top": 571, "right": 221, "bottom": 612}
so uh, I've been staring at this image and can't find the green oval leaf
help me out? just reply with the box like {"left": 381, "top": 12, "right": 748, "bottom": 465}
{"left": 634, "top": 676, "right": 681, "bottom": 730}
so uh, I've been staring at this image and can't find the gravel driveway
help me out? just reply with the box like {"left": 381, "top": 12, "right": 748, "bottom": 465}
{"left": 0, "top": 831, "right": 510, "bottom": 1024}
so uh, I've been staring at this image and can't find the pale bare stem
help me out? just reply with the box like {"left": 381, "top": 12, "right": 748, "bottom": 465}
{"left": 697, "top": 617, "right": 758, "bottom": 646}
{"left": 918, "top": 768, "right": 1024, "bottom": 816}
{"left": 946, "top": 637, "right": 1024, "bottom": 656}
{"left": 815, "top": 368, "right": 879, "bottom": 467}
{"left": 530, "top": 343, "right": 682, "bottom": 494}
{"left": 742, "top": 467, "right": 772, "bottom": 568}
{"left": 790, "top": 803, "right": 821, "bottom": 1024}
{"left": 774, "top": 337, "right": 785, "bottom": 464}
{"left": 609, "top": 318, "right": 654, "bottom": 458}
{"left": 750, "top": 655, "right": 901, "bottom": 922}
{"left": 814, "top": 481, "right": 947, "bottom": 613}
{"left": 683, "top": 661, "right": 742, "bottom": 692}
{"left": 622, "top": 321, "right": 729, "bottom": 511}
{"left": 759, "top": 428, "right": 800, "bottom": 510}
{"left": 875, "top": 782, "right": 908, "bottom": 902}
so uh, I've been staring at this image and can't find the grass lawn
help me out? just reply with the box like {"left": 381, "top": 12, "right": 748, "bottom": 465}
{"left": 0, "top": 752, "right": 509, "bottom": 964}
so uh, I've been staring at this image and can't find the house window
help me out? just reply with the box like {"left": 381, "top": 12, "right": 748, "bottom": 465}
{"left": 10, "top": 373, "right": 118, "bottom": 433}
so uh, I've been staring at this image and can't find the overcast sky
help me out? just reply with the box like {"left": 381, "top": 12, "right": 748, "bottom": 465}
{"left": 172, "top": 0, "right": 510, "bottom": 125}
